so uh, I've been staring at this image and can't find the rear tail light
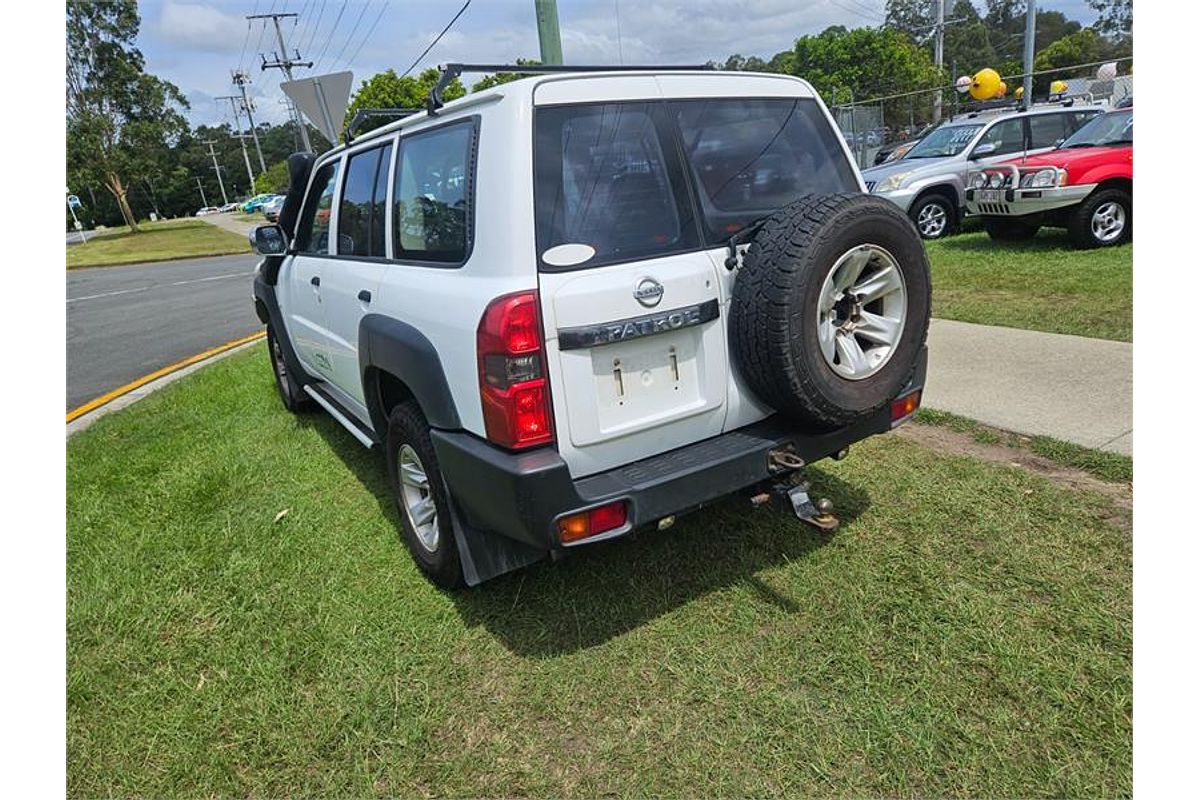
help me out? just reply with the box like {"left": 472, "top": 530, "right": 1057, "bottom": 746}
{"left": 477, "top": 292, "right": 554, "bottom": 449}
{"left": 558, "top": 500, "right": 629, "bottom": 544}
{"left": 890, "top": 389, "right": 921, "bottom": 427}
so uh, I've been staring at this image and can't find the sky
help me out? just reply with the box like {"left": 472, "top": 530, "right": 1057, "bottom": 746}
{"left": 134, "top": 0, "right": 1102, "bottom": 130}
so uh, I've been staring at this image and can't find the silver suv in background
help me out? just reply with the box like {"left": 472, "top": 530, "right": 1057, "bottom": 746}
{"left": 860, "top": 103, "right": 1103, "bottom": 239}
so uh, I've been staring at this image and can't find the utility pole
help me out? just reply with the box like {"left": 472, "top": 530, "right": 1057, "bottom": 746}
{"left": 217, "top": 94, "right": 256, "bottom": 189}
{"left": 202, "top": 140, "right": 229, "bottom": 205}
{"left": 534, "top": 0, "right": 564, "bottom": 66}
{"left": 249, "top": 11, "right": 313, "bottom": 151}
{"left": 1022, "top": 0, "right": 1037, "bottom": 109}
{"left": 932, "top": 0, "right": 946, "bottom": 123}
{"left": 195, "top": 176, "right": 208, "bottom": 208}
{"left": 232, "top": 69, "right": 267, "bottom": 172}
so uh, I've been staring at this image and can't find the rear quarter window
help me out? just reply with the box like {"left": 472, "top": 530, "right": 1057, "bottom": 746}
{"left": 671, "top": 98, "right": 859, "bottom": 240}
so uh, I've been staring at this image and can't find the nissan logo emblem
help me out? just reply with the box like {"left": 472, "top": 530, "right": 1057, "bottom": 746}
{"left": 633, "top": 277, "right": 664, "bottom": 308}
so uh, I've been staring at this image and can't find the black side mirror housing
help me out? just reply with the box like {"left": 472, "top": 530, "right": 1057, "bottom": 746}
{"left": 251, "top": 224, "right": 287, "bottom": 256}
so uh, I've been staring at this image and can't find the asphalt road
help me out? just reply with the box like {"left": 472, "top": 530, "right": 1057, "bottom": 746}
{"left": 67, "top": 254, "right": 261, "bottom": 411}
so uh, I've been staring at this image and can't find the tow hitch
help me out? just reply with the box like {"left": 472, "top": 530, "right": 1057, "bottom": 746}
{"left": 752, "top": 448, "right": 840, "bottom": 532}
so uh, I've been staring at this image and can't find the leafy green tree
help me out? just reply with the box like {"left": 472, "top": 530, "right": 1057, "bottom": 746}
{"left": 344, "top": 68, "right": 465, "bottom": 138}
{"left": 254, "top": 161, "right": 291, "bottom": 195}
{"left": 1088, "top": 0, "right": 1132, "bottom": 38}
{"left": 471, "top": 59, "right": 541, "bottom": 91}
{"left": 66, "top": 0, "right": 189, "bottom": 232}
{"left": 789, "top": 25, "right": 942, "bottom": 105}
{"left": 1032, "top": 28, "right": 1102, "bottom": 92}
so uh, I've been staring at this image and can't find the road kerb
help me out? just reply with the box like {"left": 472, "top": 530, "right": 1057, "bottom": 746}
{"left": 67, "top": 331, "right": 266, "bottom": 427}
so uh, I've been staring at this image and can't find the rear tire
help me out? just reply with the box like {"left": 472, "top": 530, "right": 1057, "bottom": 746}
{"left": 983, "top": 218, "right": 1041, "bottom": 241}
{"left": 1068, "top": 188, "right": 1131, "bottom": 249}
{"left": 267, "top": 325, "right": 311, "bottom": 413}
{"left": 731, "top": 193, "right": 931, "bottom": 429}
{"left": 909, "top": 193, "right": 957, "bottom": 240}
{"left": 385, "top": 402, "right": 464, "bottom": 590}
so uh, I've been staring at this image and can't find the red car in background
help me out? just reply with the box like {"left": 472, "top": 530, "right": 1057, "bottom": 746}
{"left": 965, "top": 107, "right": 1132, "bottom": 248}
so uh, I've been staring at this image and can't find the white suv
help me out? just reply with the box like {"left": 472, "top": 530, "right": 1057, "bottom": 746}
{"left": 251, "top": 65, "right": 932, "bottom": 588}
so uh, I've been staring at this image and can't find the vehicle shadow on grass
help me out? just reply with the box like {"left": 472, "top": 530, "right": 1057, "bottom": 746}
{"left": 939, "top": 226, "right": 1103, "bottom": 254}
{"left": 302, "top": 413, "right": 870, "bottom": 658}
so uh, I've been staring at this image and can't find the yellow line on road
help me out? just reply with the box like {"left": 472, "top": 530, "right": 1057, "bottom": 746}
{"left": 66, "top": 330, "right": 266, "bottom": 423}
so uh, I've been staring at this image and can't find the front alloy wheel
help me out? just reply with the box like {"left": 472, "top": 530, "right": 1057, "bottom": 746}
{"left": 911, "top": 196, "right": 954, "bottom": 240}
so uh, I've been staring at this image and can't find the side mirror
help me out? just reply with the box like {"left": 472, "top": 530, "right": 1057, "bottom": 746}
{"left": 251, "top": 224, "right": 287, "bottom": 255}
{"left": 970, "top": 142, "right": 998, "bottom": 159}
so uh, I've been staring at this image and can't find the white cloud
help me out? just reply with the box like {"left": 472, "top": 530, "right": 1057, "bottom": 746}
{"left": 154, "top": 1, "right": 246, "bottom": 54}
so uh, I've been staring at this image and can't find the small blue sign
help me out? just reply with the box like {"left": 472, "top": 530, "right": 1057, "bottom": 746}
{"left": 67, "top": 194, "right": 82, "bottom": 210}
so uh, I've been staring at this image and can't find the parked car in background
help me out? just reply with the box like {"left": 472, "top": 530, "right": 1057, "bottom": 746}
{"left": 242, "top": 193, "right": 274, "bottom": 213}
{"left": 860, "top": 103, "right": 1103, "bottom": 239}
{"left": 261, "top": 195, "right": 285, "bottom": 222}
{"left": 966, "top": 107, "right": 1132, "bottom": 248}
{"left": 873, "top": 123, "right": 936, "bottom": 166}
{"left": 196, "top": 206, "right": 219, "bottom": 216}
{"left": 220, "top": 202, "right": 239, "bottom": 213}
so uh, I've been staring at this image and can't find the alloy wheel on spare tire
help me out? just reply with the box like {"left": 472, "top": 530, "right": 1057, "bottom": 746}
{"left": 730, "top": 193, "right": 931, "bottom": 429}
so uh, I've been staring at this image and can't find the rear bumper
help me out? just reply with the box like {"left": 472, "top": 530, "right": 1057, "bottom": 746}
{"left": 432, "top": 348, "right": 927, "bottom": 551}
{"left": 965, "top": 183, "right": 1095, "bottom": 216}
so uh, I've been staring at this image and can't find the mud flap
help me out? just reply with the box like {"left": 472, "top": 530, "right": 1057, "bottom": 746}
{"left": 447, "top": 497, "right": 548, "bottom": 586}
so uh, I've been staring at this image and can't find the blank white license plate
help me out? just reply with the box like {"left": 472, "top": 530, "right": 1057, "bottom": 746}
{"left": 977, "top": 189, "right": 1003, "bottom": 202}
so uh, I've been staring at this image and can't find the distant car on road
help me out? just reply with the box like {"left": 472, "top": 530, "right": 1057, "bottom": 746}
{"left": 966, "top": 107, "right": 1132, "bottom": 248}
{"left": 242, "top": 193, "right": 274, "bottom": 212}
{"left": 220, "top": 202, "right": 240, "bottom": 213}
{"left": 196, "top": 206, "right": 219, "bottom": 216}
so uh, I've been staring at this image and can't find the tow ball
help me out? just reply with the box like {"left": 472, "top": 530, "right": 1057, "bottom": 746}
{"left": 751, "top": 448, "right": 840, "bottom": 532}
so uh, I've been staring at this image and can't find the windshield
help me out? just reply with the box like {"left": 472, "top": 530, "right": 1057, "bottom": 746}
{"left": 1059, "top": 110, "right": 1132, "bottom": 149}
{"left": 904, "top": 123, "right": 984, "bottom": 158}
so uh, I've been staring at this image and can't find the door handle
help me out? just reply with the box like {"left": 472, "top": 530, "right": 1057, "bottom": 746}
{"left": 310, "top": 276, "right": 320, "bottom": 287}
{"left": 357, "top": 289, "right": 372, "bottom": 304}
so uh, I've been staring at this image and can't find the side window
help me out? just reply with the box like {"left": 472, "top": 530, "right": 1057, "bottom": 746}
{"left": 393, "top": 122, "right": 473, "bottom": 263}
{"left": 296, "top": 160, "right": 341, "bottom": 254}
{"left": 1028, "top": 114, "right": 1070, "bottom": 149}
{"left": 337, "top": 143, "right": 392, "bottom": 258}
{"left": 1068, "top": 111, "right": 1100, "bottom": 134}
{"left": 976, "top": 118, "right": 1026, "bottom": 157}
{"left": 534, "top": 102, "right": 698, "bottom": 269}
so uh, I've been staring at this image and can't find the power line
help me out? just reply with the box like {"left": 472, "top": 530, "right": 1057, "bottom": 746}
{"left": 313, "top": 0, "right": 349, "bottom": 69}
{"left": 239, "top": 0, "right": 258, "bottom": 73}
{"left": 401, "top": 0, "right": 472, "bottom": 78}
{"left": 292, "top": 0, "right": 313, "bottom": 46}
{"left": 345, "top": 1, "right": 389, "bottom": 69}
{"left": 331, "top": 1, "right": 372, "bottom": 68}
{"left": 826, "top": 0, "right": 884, "bottom": 23}
{"left": 840, "top": 0, "right": 884, "bottom": 19}
{"left": 303, "top": 0, "right": 327, "bottom": 55}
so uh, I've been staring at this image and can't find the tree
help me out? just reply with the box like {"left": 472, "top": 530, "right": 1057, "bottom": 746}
{"left": 1032, "top": 28, "right": 1101, "bottom": 92}
{"left": 471, "top": 59, "right": 541, "bottom": 91}
{"left": 1088, "top": 0, "right": 1132, "bottom": 38}
{"left": 789, "top": 26, "right": 942, "bottom": 105}
{"left": 66, "top": 0, "right": 189, "bottom": 232}
{"left": 343, "top": 68, "right": 465, "bottom": 138}
{"left": 254, "top": 160, "right": 291, "bottom": 195}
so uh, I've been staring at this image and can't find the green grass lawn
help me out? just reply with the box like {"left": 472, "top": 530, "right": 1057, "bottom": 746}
{"left": 927, "top": 228, "right": 1132, "bottom": 341}
{"left": 67, "top": 346, "right": 1131, "bottom": 798}
{"left": 66, "top": 218, "right": 250, "bottom": 269}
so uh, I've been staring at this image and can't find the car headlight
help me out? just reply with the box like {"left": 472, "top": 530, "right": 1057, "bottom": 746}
{"left": 1022, "top": 168, "right": 1060, "bottom": 188}
{"left": 969, "top": 172, "right": 989, "bottom": 190}
{"left": 874, "top": 171, "right": 914, "bottom": 193}
{"left": 987, "top": 172, "right": 1006, "bottom": 188}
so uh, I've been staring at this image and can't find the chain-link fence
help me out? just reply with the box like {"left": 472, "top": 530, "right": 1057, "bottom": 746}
{"left": 831, "top": 59, "right": 1133, "bottom": 170}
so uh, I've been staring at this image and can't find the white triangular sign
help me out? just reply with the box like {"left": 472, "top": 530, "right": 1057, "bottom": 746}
{"left": 281, "top": 71, "right": 354, "bottom": 144}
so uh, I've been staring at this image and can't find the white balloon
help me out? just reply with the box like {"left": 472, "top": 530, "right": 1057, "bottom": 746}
{"left": 955, "top": 75, "right": 972, "bottom": 94}
{"left": 1097, "top": 62, "right": 1118, "bottom": 81}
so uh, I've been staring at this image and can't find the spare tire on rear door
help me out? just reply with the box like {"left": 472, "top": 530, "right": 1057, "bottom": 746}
{"left": 730, "top": 193, "right": 931, "bottom": 429}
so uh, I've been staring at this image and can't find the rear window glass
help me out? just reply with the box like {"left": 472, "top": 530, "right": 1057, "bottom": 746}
{"left": 534, "top": 102, "right": 698, "bottom": 269}
{"left": 393, "top": 121, "right": 473, "bottom": 263}
{"left": 671, "top": 98, "right": 858, "bottom": 239}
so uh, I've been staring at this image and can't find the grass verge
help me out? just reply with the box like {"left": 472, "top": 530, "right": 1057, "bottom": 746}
{"left": 66, "top": 218, "right": 250, "bottom": 269}
{"left": 926, "top": 229, "right": 1131, "bottom": 341}
{"left": 915, "top": 408, "right": 1132, "bottom": 483}
{"left": 67, "top": 346, "right": 1131, "bottom": 797}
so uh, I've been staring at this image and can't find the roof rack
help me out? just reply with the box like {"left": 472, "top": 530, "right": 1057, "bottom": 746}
{"left": 427, "top": 62, "right": 715, "bottom": 114}
{"left": 344, "top": 107, "right": 424, "bottom": 144}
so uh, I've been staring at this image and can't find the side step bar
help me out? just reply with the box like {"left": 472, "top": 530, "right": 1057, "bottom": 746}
{"left": 303, "top": 384, "right": 379, "bottom": 449}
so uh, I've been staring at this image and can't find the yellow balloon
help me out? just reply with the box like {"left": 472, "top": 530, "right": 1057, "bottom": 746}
{"left": 1013, "top": 85, "right": 1024, "bottom": 99}
{"left": 970, "top": 68, "right": 1002, "bottom": 101}
{"left": 1050, "top": 79, "right": 1068, "bottom": 95}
